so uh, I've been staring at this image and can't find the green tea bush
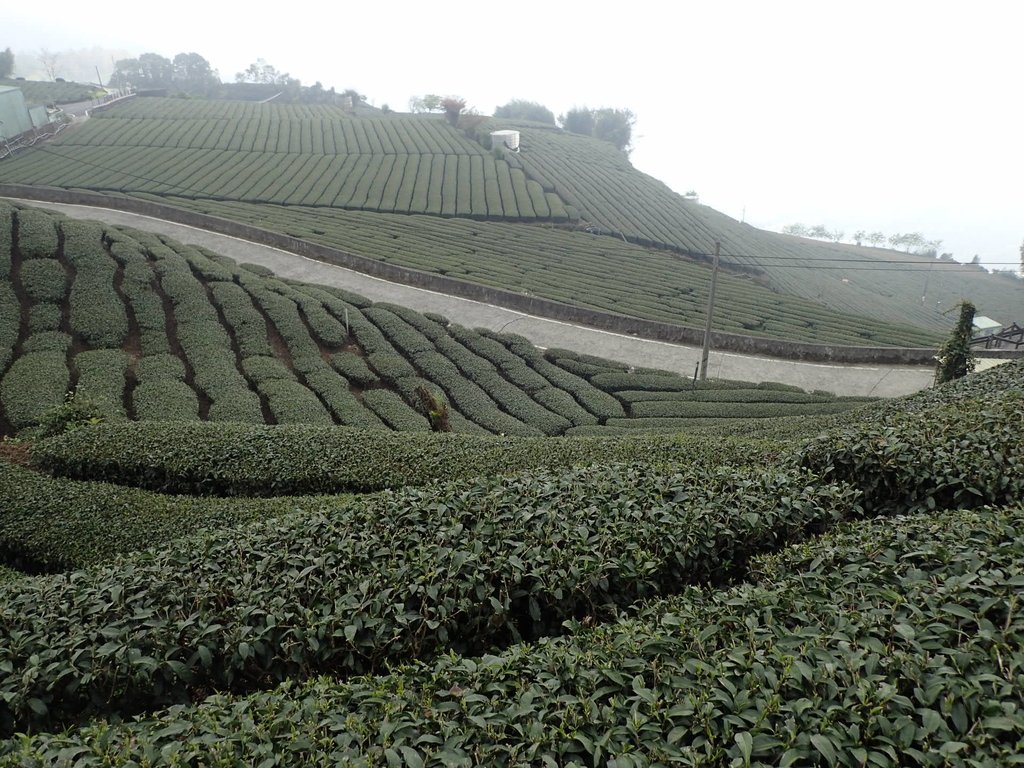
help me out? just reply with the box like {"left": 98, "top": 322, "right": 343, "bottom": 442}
{"left": 591, "top": 371, "right": 694, "bottom": 393}
{"left": 330, "top": 351, "right": 379, "bottom": 388}
{"left": 14, "top": 206, "right": 59, "bottom": 259}
{"left": 800, "top": 391, "right": 1024, "bottom": 515}
{"left": 62, "top": 221, "right": 130, "bottom": 348}
{"left": 630, "top": 400, "right": 861, "bottom": 419}
{"left": 529, "top": 357, "right": 625, "bottom": 419}
{"left": 291, "top": 293, "right": 349, "bottom": 347}
{"left": 363, "top": 307, "right": 435, "bottom": 357}
{"left": 241, "top": 355, "right": 293, "bottom": 384}
{"left": 0, "top": 350, "right": 69, "bottom": 428}
{"left": 18, "top": 258, "right": 67, "bottom": 303}
{"left": 0, "top": 283, "right": 17, "bottom": 372}
{"left": 361, "top": 389, "right": 431, "bottom": 431}
{"left": 618, "top": 388, "right": 834, "bottom": 404}
{"left": 0, "top": 462, "right": 857, "bottom": 734}
{"left": 26, "top": 302, "right": 61, "bottom": 333}
{"left": 304, "top": 368, "right": 384, "bottom": 429}
{"left": 0, "top": 463, "right": 307, "bottom": 572}
{"left": 209, "top": 282, "right": 273, "bottom": 358}
{"left": 73, "top": 349, "right": 129, "bottom": 420}
{"left": 20, "top": 330, "right": 71, "bottom": 354}
{"left": 32, "top": 421, "right": 772, "bottom": 496}
{"left": 0, "top": 202, "right": 12, "bottom": 278}
{"left": 259, "top": 378, "right": 334, "bottom": 425}
{"left": 14, "top": 505, "right": 1020, "bottom": 765}
{"left": 366, "top": 351, "right": 417, "bottom": 382}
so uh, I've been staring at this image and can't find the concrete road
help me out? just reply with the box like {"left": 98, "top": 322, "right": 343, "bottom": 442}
{"left": 13, "top": 199, "right": 936, "bottom": 397}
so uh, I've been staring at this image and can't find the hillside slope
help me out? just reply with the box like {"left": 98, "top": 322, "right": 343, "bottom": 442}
{"left": 0, "top": 202, "right": 868, "bottom": 438}
{"left": 0, "top": 97, "right": 1019, "bottom": 337}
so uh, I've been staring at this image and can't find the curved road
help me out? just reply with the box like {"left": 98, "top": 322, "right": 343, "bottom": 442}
{"left": 14, "top": 199, "right": 936, "bottom": 397}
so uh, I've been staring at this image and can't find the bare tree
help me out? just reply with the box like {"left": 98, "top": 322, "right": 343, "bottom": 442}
{"left": 38, "top": 48, "right": 60, "bottom": 81}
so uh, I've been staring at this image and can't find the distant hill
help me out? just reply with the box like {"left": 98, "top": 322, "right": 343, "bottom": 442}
{"left": 0, "top": 97, "right": 1019, "bottom": 340}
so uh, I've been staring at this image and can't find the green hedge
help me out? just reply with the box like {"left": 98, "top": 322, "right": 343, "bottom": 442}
{"left": 259, "top": 378, "right": 334, "bottom": 425}
{"left": 26, "top": 303, "right": 60, "bottom": 333}
{"left": 0, "top": 462, "right": 858, "bottom": 735}
{"left": 799, "top": 389, "right": 1024, "bottom": 515}
{"left": 304, "top": 368, "right": 384, "bottom": 429}
{"left": 131, "top": 354, "right": 200, "bottom": 421}
{"left": 18, "top": 259, "right": 67, "bottom": 304}
{"left": 629, "top": 400, "right": 863, "bottom": 419}
{"left": 73, "top": 349, "right": 129, "bottom": 420}
{"left": 0, "top": 283, "right": 17, "bottom": 373}
{"left": 329, "top": 351, "right": 379, "bottom": 388}
{"left": 361, "top": 389, "right": 431, "bottom": 431}
{"left": 32, "top": 421, "right": 776, "bottom": 496}
{"left": 20, "top": 330, "right": 71, "bottom": 354}
{"left": 617, "top": 388, "right": 836, "bottom": 404}
{"left": 0, "top": 350, "right": 69, "bottom": 429}
{"left": 62, "top": 219, "right": 130, "bottom": 349}
{"left": 13, "top": 504, "right": 1022, "bottom": 765}
{"left": 0, "top": 202, "right": 11, "bottom": 278}
{"left": 14, "top": 206, "right": 59, "bottom": 260}
{"left": 209, "top": 282, "right": 273, "bottom": 358}
{"left": 0, "top": 463, "right": 307, "bottom": 573}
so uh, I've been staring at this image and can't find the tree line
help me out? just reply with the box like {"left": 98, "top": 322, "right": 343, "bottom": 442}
{"left": 782, "top": 224, "right": 952, "bottom": 257}
{"left": 107, "top": 52, "right": 364, "bottom": 107}
{"left": 489, "top": 99, "right": 636, "bottom": 152}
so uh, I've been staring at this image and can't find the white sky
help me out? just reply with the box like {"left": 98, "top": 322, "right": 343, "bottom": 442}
{"left": 8, "top": 0, "right": 1024, "bottom": 270}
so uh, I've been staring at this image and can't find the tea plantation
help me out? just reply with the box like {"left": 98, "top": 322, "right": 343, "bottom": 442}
{"left": 0, "top": 201, "right": 870, "bottom": 439}
{"left": 0, "top": 174, "right": 1022, "bottom": 764}
{"left": 0, "top": 351, "right": 1021, "bottom": 763}
{"left": 1, "top": 97, "right": 1019, "bottom": 335}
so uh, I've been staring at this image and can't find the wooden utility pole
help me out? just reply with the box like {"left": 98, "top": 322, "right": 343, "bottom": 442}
{"left": 699, "top": 241, "right": 721, "bottom": 381}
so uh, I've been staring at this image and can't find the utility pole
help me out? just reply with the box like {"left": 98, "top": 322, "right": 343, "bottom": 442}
{"left": 699, "top": 241, "right": 721, "bottom": 381}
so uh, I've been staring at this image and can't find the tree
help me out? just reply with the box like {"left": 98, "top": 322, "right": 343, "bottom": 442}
{"left": 829, "top": 229, "right": 845, "bottom": 243}
{"left": 236, "top": 58, "right": 293, "bottom": 85}
{"left": 341, "top": 88, "right": 364, "bottom": 109}
{"left": 852, "top": 229, "right": 866, "bottom": 246}
{"left": 808, "top": 224, "right": 829, "bottom": 239}
{"left": 0, "top": 48, "right": 13, "bottom": 79}
{"left": 172, "top": 52, "right": 219, "bottom": 93}
{"left": 113, "top": 53, "right": 174, "bottom": 89}
{"left": 409, "top": 94, "right": 442, "bottom": 113}
{"left": 782, "top": 223, "right": 809, "bottom": 237}
{"left": 441, "top": 96, "right": 466, "bottom": 127}
{"left": 867, "top": 231, "right": 886, "bottom": 247}
{"left": 934, "top": 300, "right": 976, "bottom": 384}
{"left": 38, "top": 49, "right": 60, "bottom": 81}
{"left": 593, "top": 108, "right": 635, "bottom": 152}
{"left": 560, "top": 107, "right": 635, "bottom": 152}
{"left": 562, "top": 107, "right": 599, "bottom": 136}
{"left": 493, "top": 99, "right": 555, "bottom": 125}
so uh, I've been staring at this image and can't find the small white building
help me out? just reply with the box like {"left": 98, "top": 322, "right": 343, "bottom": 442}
{"left": 490, "top": 129, "right": 520, "bottom": 152}
{"left": 973, "top": 315, "right": 1002, "bottom": 337}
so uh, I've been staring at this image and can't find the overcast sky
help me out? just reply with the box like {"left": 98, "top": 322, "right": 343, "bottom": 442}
{"left": 8, "top": 0, "right": 1023, "bottom": 270}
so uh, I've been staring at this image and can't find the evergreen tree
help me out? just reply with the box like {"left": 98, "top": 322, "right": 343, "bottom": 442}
{"left": 934, "top": 300, "right": 976, "bottom": 384}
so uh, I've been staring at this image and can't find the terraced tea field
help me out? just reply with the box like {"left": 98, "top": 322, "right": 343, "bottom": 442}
{"left": 0, "top": 202, "right": 871, "bottom": 439}
{"left": 144, "top": 196, "right": 944, "bottom": 347}
{"left": 1, "top": 97, "right": 1019, "bottom": 335}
